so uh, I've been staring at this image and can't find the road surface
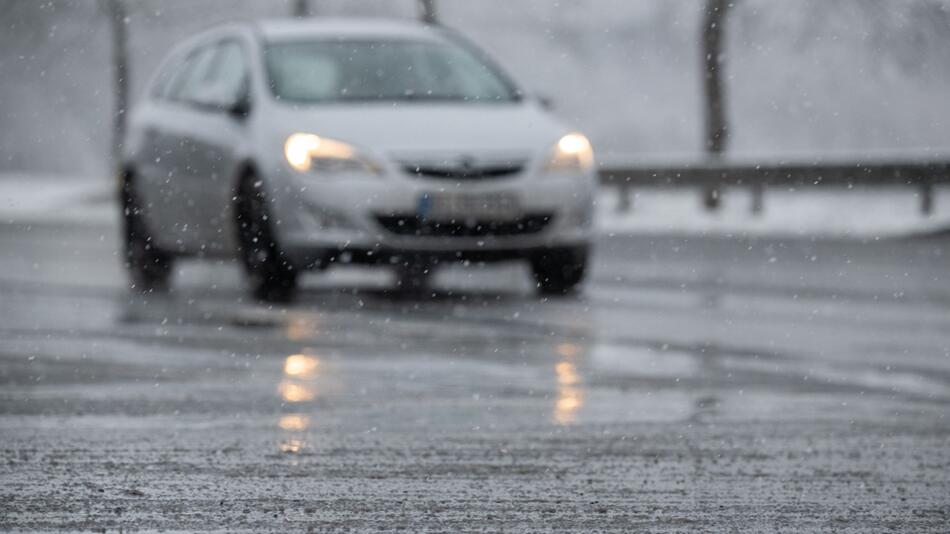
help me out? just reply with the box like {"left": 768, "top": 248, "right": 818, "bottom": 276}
{"left": 1, "top": 216, "right": 949, "bottom": 531}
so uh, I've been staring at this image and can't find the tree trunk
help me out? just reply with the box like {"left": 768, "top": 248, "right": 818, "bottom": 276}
{"left": 104, "top": 0, "right": 128, "bottom": 175}
{"left": 701, "top": 0, "right": 733, "bottom": 210}
{"left": 702, "top": 0, "right": 731, "bottom": 155}
{"left": 419, "top": 0, "right": 437, "bottom": 25}
{"left": 292, "top": 0, "right": 310, "bottom": 18}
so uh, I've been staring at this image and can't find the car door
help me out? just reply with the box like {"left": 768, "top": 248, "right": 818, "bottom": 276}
{"left": 167, "top": 42, "right": 233, "bottom": 253}
{"left": 133, "top": 49, "right": 197, "bottom": 252}
{"left": 145, "top": 38, "right": 249, "bottom": 254}
{"left": 138, "top": 43, "right": 219, "bottom": 253}
{"left": 182, "top": 39, "right": 251, "bottom": 255}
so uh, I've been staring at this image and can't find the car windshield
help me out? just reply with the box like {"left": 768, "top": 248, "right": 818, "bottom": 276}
{"left": 264, "top": 38, "right": 520, "bottom": 104}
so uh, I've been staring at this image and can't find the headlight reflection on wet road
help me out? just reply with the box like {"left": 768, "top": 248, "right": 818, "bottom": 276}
{"left": 277, "top": 380, "right": 317, "bottom": 403}
{"left": 278, "top": 414, "right": 310, "bottom": 431}
{"left": 284, "top": 353, "right": 320, "bottom": 378}
{"left": 277, "top": 353, "right": 321, "bottom": 453}
{"left": 554, "top": 342, "right": 585, "bottom": 425}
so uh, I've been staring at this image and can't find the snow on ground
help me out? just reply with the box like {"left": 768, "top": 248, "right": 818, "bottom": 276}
{"left": 0, "top": 174, "right": 115, "bottom": 227}
{"left": 2, "top": 173, "right": 949, "bottom": 238}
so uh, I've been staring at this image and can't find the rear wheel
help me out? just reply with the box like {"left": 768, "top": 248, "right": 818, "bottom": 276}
{"left": 235, "top": 173, "right": 298, "bottom": 302}
{"left": 530, "top": 246, "right": 588, "bottom": 296}
{"left": 121, "top": 173, "right": 174, "bottom": 292}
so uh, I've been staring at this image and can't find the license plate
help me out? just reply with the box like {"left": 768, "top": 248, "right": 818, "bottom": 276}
{"left": 417, "top": 191, "right": 522, "bottom": 221}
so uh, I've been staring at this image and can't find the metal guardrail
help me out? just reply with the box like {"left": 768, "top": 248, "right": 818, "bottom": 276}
{"left": 599, "top": 160, "right": 950, "bottom": 215}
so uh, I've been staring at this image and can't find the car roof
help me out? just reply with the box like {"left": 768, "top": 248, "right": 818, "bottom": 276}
{"left": 251, "top": 18, "right": 445, "bottom": 43}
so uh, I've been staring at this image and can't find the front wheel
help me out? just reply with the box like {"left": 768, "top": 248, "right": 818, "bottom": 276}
{"left": 235, "top": 174, "right": 298, "bottom": 302}
{"left": 121, "top": 173, "right": 174, "bottom": 293}
{"left": 530, "top": 246, "right": 588, "bottom": 296}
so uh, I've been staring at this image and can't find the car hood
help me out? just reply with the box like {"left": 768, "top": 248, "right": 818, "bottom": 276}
{"left": 265, "top": 102, "right": 570, "bottom": 158}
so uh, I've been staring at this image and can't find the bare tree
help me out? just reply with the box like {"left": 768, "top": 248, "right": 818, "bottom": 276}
{"left": 419, "top": 0, "right": 437, "bottom": 25}
{"left": 701, "top": 0, "right": 733, "bottom": 209}
{"left": 101, "top": 0, "right": 129, "bottom": 174}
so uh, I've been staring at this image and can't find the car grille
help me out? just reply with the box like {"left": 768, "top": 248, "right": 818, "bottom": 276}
{"left": 401, "top": 162, "right": 525, "bottom": 180}
{"left": 375, "top": 214, "right": 554, "bottom": 237}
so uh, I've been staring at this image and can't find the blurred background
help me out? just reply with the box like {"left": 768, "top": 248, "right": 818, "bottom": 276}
{"left": 4, "top": 3, "right": 950, "bottom": 530}
{"left": 3, "top": 0, "right": 950, "bottom": 179}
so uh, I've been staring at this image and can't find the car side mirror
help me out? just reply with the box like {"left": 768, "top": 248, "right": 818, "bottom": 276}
{"left": 227, "top": 93, "right": 251, "bottom": 119}
{"left": 189, "top": 84, "right": 251, "bottom": 118}
{"left": 227, "top": 78, "right": 252, "bottom": 118}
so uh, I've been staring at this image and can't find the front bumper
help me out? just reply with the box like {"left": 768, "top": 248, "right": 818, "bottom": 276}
{"left": 268, "top": 167, "right": 595, "bottom": 270}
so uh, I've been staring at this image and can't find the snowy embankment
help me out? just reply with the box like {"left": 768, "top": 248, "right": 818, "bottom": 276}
{"left": 596, "top": 186, "right": 950, "bottom": 239}
{"left": 0, "top": 174, "right": 116, "bottom": 227}
{"left": 2, "top": 174, "right": 949, "bottom": 239}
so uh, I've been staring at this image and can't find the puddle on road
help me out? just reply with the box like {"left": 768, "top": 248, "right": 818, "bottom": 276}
{"left": 549, "top": 340, "right": 705, "bottom": 425}
{"left": 589, "top": 342, "right": 699, "bottom": 380}
{"left": 720, "top": 356, "right": 950, "bottom": 401}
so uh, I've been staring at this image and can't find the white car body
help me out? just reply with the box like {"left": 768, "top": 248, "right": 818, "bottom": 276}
{"left": 122, "top": 19, "right": 595, "bottom": 298}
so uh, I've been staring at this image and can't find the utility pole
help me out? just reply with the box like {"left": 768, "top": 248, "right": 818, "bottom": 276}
{"left": 701, "top": 0, "right": 733, "bottom": 210}
{"left": 419, "top": 0, "right": 437, "bottom": 25}
{"left": 102, "top": 0, "right": 129, "bottom": 175}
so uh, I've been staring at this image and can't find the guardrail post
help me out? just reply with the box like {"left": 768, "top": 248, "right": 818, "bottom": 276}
{"left": 419, "top": 0, "right": 438, "bottom": 24}
{"left": 702, "top": 185, "right": 720, "bottom": 211}
{"left": 920, "top": 180, "right": 934, "bottom": 216}
{"left": 617, "top": 181, "right": 633, "bottom": 213}
{"left": 750, "top": 183, "right": 764, "bottom": 215}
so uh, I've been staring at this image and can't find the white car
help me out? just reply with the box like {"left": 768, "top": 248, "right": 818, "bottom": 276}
{"left": 122, "top": 19, "right": 595, "bottom": 301}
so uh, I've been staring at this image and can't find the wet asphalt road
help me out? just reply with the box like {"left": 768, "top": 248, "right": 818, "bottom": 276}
{"left": 1, "top": 217, "right": 949, "bottom": 532}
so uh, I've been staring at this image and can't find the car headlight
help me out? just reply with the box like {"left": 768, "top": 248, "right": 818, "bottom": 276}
{"left": 284, "top": 133, "right": 381, "bottom": 175}
{"left": 545, "top": 133, "right": 594, "bottom": 173}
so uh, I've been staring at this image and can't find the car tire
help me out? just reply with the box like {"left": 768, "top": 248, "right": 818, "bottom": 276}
{"left": 530, "top": 246, "right": 588, "bottom": 296}
{"left": 235, "top": 173, "right": 298, "bottom": 303}
{"left": 121, "top": 172, "right": 174, "bottom": 293}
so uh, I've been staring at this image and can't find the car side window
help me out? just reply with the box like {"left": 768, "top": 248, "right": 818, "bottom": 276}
{"left": 168, "top": 44, "right": 218, "bottom": 103}
{"left": 202, "top": 40, "right": 249, "bottom": 107}
{"left": 157, "top": 54, "right": 196, "bottom": 101}
{"left": 150, "top": 54, "right": 184, "bottom": 100}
